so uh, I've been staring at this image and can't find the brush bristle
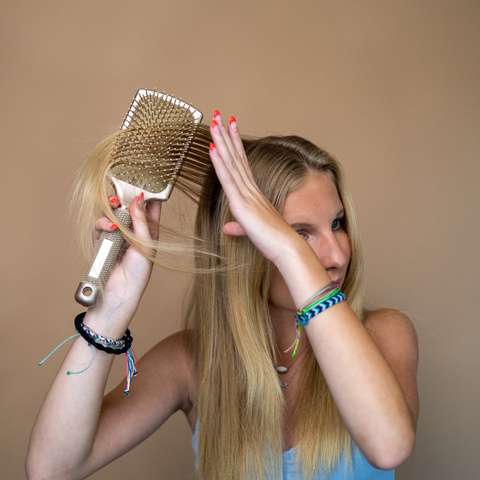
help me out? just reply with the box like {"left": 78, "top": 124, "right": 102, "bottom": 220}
{"left": 109, "top": 91, "right": 203, "bottom": 194}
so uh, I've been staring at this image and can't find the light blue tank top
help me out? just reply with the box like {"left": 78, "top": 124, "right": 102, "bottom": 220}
{"left": 192, "top": 422, "right": 394, "bottom": 479}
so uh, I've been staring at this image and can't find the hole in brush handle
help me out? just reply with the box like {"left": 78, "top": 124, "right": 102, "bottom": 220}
{"left": 75, "top": 208, "right": 132, "bottom": 307}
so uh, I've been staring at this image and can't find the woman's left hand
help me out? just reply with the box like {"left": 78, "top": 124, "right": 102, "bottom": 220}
{"left": 209, "top": 111, "right": 332, "bottom": 309}
{"left": 209, "top": 111, "right": 302, "bottom": 265}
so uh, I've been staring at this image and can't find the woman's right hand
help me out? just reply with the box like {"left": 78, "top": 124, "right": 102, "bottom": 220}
{"left": 26, "top": 194, "right": 177, "bottom": 480}
{"left": 85, "top": 194, "right": 162, "bottom": 336}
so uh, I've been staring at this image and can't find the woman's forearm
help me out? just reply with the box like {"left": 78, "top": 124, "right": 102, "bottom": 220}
{"left": 277, "top": 248, "right": 417, "bottom": 469}
{"left": 305, "top": 304, "right": 416, "bottom": 469}
{"left": 26, "top": 304, "right": 136, "bottom": 479}
{"left": 26, "top": 332, "right": 116, "bottom": 479}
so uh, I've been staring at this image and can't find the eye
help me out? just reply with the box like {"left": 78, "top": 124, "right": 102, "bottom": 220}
{"left": 332, "top": 218, "right": 344, "bottom": 231}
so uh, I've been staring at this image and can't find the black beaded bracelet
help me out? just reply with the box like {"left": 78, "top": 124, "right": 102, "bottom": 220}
{"left": 39, "top": 312, "right": 138, "bottom": 395}
{"left": 74, "top": 312, "right": 133, "bottom": 355}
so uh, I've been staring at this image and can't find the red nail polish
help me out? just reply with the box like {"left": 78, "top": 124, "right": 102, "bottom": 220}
{"left": 212, "top": 119, "right": 218, "bottom": 131}
{"left": 137, "top": 192, "right": 144, "bottom": 202}
{"left": 110, "top": 197, "right": 119, "bottom": 204}
{"left": 111, "top": 224, "right": 118, "bottom": 230}
{"left": 229, "top": 116, "right": 236, "bottom": 124}
{"left": 214, "top": 110, "right": 220, "bottom": 118}
{"left": 209, "top": 143, "right": 215, "bottom": 151}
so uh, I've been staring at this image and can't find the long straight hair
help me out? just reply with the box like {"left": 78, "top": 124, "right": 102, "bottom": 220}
{"left": 72, "top": 130, "right": 364, "bottom": 479}
{"left": 183, "top": 135, "right": 365, "bottom": 479}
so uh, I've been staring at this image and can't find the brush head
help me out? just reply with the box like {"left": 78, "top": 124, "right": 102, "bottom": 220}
{"left": 109, "top": 89, "right": 203, "bottom": 204}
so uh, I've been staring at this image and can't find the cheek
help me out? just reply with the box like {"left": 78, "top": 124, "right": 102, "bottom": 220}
{"left": 339, "top": 231, "right": 352, "bottom": 273}
{"left": 342, "top": 233, "right": 351, "bottom": 265}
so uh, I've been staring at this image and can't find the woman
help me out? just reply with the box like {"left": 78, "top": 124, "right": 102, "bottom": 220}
{"left": 26, "top": 112, "right": 419, "bottom": 479}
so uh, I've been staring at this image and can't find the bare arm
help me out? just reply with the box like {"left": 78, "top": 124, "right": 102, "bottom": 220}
{"left": 26, "top": 198, "right": 192, "bottom": 479}
{"left": 304, "top": 304, "right": 418, "bottom": 469}
{"left": 209, "top": 112, "right": 419, "bottom": 470}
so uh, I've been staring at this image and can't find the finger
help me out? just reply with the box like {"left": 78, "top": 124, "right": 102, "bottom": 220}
{"left": 94, "top": 217, "right": 118, "bottom": 233}
{"left": 213, "top": 112, "right": 246, "bottom": 167}
{"left": 213, "top": 111, "right": 238, "bottom": 160}
{"left": 211, "top": 116, "right": 237, "bottom": 166}
{"left": 222, "top": 221, "right": 247, "bottom": 236}
{"left": 228, "top": 116, "right": 255, "bottom": 182}
{"left": 227, "top": 116, "right": 243, "bottom": 151}
{"left": 129, "top": 193, "right": 153, "bottom": 241}
{"left": 209, "top": 142, "right": 243, "bottom": 199}
{"left": 211, "top": 117, "right": 250, "bottom": 188}
{"left": 213, "top": 112, "right": 254, "bottom": 186}
{"left": 109, "top": 196, "right": 120, "bottom": 208}
{"left": 145, "top": 200, "right": 162, "bottom": 241}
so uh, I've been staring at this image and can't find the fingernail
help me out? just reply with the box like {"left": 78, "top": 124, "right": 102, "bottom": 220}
{"left": 213, "top": 110, "right": 220, "bottom": 118}
{"left": 211, "top": 119, "right": 219, "bottom": 133}
{"left": 137, "top": 192, "right": 144, "bottom": 203}
{"left": 110, "top": 197, "right": 119, "bottom": 204}
{"left": 209, "top": 143, "right": 216, "bottom": 152}
{"left": 229, "top": 116, "right": 237, "bottom": 132}
{"left": 110, "top": 223, "right": 118, "bottom": 230}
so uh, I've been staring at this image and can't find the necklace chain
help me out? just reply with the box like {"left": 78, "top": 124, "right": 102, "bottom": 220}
{"left": 275, "top": 345, "right": 306, "bottom": 374}
{"left": 277, "top": 352, "right": 307, "bottom": 389}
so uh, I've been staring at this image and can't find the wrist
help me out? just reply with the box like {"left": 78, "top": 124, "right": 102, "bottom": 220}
{"left": 83, "top": 305, "right": 135, "bottom": 339}
{"left": 274, "top": 242, "right": 332, "bottom": 309}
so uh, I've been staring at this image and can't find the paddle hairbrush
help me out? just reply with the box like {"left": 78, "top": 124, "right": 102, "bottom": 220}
{"left": 75, "top": 89, "right": 203, "bottom": 307}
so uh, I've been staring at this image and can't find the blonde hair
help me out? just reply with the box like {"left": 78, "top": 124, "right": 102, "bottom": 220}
{"left": 184, "top": 135, "right": 365, "bottom": 479}
{"left": 70, "top": 125, "right": 216, "bottom": 271}
{"left": 72, "top": 131, "right": 365, "bottom": 479}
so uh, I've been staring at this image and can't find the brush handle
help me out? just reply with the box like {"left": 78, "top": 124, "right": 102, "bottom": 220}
{"left": 75, "top": 208, "right": 132, "bottom": 307}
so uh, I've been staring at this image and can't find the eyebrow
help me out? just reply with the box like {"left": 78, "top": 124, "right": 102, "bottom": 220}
{"left": 288, "top": 209, "right": 345, "bottom": 230}
{"left": 289, "top": 222, "right": 314, "bottom": 230}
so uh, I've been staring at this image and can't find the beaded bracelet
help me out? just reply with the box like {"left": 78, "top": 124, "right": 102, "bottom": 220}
{"left": 39, "top": 312, "right": 138, "bottom": 395}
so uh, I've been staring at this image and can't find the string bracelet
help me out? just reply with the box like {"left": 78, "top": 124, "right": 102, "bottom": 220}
{"left": 283, "top": 281, "right": 345, "bottom": 358}
{"left": 295, "top": 282, "right": 345, "bottom": 327}
{"left": 39, "top": 312, "right": 138, "bottom": 395}
{"left": 283, "top": 323, "right": 302, "bottom": 357}
{"left": 297, "top": 281, "right": 338, "bottom": 312}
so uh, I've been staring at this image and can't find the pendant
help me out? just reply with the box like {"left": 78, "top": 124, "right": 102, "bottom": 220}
{"left": 276, "top": 365, "right": 288, "bottom": 374}
{"left": 280, "top": 381, "right": 288, "bottom": 388}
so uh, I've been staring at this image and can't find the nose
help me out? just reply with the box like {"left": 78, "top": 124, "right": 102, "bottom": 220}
{"left": 314, "top": 233, "right": 348, "bottom": 272}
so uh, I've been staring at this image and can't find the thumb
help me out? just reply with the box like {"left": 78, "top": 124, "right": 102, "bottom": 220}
{"left": 223, "top": 222, "right": 247, "bottom": 236}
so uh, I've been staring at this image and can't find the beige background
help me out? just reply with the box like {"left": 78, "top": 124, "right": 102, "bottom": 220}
{"left": 1, "top": 1, "right": 479, "bottom": 479}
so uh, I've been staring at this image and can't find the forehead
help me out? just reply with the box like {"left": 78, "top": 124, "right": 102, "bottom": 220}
{"left": 281, "top": 172, "right": 342, "bottom": 221}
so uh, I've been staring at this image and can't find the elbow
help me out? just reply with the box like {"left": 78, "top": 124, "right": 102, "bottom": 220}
{"left": 25, "top": 456, "right": 45, "bottom": 480}
{"left": 25, "top": 452, "right": 54, "bottom": 480}
{"left": 25, "top": 451, "right": 71, "bottom": 480}
{"left": 364, "top": 428, "right": 416, "bottom": 471}
{"left": 25, "top": 449, "right": 42, "bottom": 480}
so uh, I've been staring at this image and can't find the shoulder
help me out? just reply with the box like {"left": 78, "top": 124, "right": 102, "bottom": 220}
{"left": 99, "top": 330, "right": 197, "bottom": 438}
{"left": 364, "top": 308, "right": 419, "bottom": 420}
{"left": 143, "top": 329, "right": 194, "bottom": 365}
{"left": 124, "top": 330, "right": 197, "bottom": 415}
{"left": 141, "top": 330, "right": 196, "bottom": 391}
{"left": 364, "top": 308, "right": 419, "bottom": 425}
{"left": 363, "top": 308, "right": 418, "bottom": 358}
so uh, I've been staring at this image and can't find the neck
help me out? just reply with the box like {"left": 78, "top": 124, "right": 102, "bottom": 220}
{"left": 269, "top": 302, "right": 308, "bottom": 357}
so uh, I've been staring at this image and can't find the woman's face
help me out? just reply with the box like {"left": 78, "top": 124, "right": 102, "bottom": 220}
{"left": 269, "top": 171, "right": 351, "bottom": 313}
